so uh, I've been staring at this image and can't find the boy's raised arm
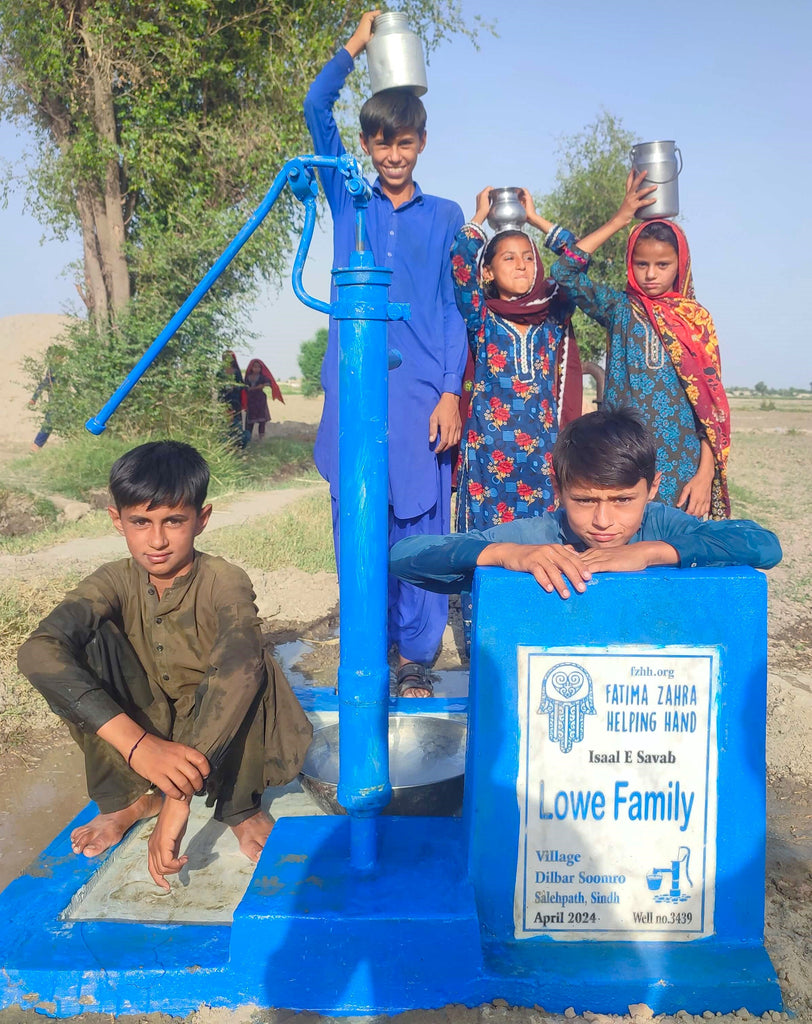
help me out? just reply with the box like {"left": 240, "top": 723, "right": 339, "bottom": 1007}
{"left": 303, "top": 16, "right": 379, "bottom": 214}
{"left": 344, "top": 10, "right": 380, "bottom": 60}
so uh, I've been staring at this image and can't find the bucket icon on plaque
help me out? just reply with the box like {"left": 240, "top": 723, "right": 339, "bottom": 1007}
{"left": 630, "top": 140, "right": 682, "bottom": 219}
{"left": 366, "top": 12, "right": 428, "bottom": 97}
{"left": 537, "top": 662, "right": 596, "bottom": 754}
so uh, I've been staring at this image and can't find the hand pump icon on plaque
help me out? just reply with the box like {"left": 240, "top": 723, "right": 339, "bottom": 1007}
{"left": 647, "top": 846, "right": 693, "bottom": 903}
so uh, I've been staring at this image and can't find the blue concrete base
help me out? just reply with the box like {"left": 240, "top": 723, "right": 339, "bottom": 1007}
{"left": 231, "top": 815, "right": 483, "bottom": 1013}
{"left": 482, "top": 940, "right": 781, "bottom": 1015}
{"left": 0, "top": 805, "right": 235, "bottom": 1017}
{"left": 0, "top": 805, "right": 782, "bottom": 1017}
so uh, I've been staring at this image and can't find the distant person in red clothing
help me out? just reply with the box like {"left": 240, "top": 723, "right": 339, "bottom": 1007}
{"left": 244, "top": 358, "right": 284, "bottom": 441}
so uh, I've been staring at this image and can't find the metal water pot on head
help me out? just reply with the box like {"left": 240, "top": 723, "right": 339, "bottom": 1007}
{"left": 366, "top": 12, "right": 428, "bottom": 96}
{"left": 486, "top": 188, "right": 527, "bottom": 232}
{"left": 630, "top": 140, "right": 683, "bottom": 219}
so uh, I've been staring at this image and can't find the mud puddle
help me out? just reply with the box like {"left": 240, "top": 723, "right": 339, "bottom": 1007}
{"left": 0, "top": 733, "right": 86, "bottom": 890}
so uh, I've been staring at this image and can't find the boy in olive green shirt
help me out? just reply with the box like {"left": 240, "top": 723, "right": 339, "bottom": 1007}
{"left": 18, "top": 441, "right": 312, "bottom": 890}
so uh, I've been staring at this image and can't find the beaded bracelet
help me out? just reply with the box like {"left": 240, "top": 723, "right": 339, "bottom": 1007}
{"left": 127, "top": 729, "right": 148, "bottom": 768}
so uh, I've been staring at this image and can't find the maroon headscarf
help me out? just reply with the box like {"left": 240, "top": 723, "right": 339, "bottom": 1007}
{"left": 245, "top": 358, "right": 285, "bottom": 404}
{"left": 454, "top": 231, "right": 583, "bottom": 479}
{"left": 482, "top": 231, "right": 582, "bottom": 423}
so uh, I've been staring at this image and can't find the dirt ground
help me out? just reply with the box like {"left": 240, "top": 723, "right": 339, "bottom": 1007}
{"left": 0, "top": 315, "right": 809, "bottom": 1024}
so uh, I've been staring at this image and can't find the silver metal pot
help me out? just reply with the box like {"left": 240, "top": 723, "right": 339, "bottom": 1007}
{"left": 487, "top": 187, "right": 527, "bottom": 232}
{"left": 300, "top": 715, "right": 466, "bottom": 816}
{"left": 366, "top": 13, "right": 428, "bottom": 97}
{"left": 630, "top": 140, "right": 682, "bottom": 219}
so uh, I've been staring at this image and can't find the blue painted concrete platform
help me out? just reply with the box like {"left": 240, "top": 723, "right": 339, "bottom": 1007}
{"left": 0, "top": 804, "right": 783, "bottom": 1018}
{"left": 0, "top": 571, "right": 785, "bottom": 1018}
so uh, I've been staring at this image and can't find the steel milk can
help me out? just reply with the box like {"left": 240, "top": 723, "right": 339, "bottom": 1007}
{"left": 366, "top": 12, "right": 428, "bottom": 96}
{"left": 630, "top": 140, "right": 683, "bottom": 219}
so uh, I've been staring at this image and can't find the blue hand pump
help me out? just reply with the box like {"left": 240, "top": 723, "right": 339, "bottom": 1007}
{"left": 86, "top": 155, "right": 409, "bottom": 871}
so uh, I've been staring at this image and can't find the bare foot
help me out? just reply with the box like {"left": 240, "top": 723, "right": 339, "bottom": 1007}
{"left": 231, "top": 809, "right": 275, "bottom": 862}
{"left": 70, "top": 791, "right": 162, "bottom": 858}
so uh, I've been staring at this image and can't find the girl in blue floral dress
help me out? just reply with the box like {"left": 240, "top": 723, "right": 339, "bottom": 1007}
{"left": 551, "top": 171, "right": 730, "bottom": 518}
{"left": 451, "top": 187, "right": 578, "bottom": 535}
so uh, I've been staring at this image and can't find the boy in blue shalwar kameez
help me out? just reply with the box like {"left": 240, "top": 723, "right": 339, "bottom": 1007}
{"left": 304, "top": 10, "right": 467, "bottom": 696}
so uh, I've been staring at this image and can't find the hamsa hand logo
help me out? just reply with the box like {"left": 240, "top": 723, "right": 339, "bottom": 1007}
{"left": 537, "top": 662, "right": 596, "bottom": 753}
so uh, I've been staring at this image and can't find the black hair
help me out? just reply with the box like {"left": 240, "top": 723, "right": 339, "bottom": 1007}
{"left": 552, "top": 407, "right": 657, "bottom": 491}
{"left": 359, "top": 88, "right": 426, "bottom": 142}
{"left": 635, "top": 221, "right": 679, "bottom": 254}
{"left": 109, "top": 441, "right": 210, "bottom": 512}
{"left": 481, "top": 230, "right": 530, "bottom": 299}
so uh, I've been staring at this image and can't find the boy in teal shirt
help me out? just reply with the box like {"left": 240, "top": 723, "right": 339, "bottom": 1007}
{"left": 390, "top": 408, "right": 781, "bottom": 596}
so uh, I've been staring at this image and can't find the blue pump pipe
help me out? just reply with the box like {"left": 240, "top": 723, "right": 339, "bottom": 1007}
{"left": 86, "top": 155, "right": 363, "bottom": 434}
{"left": 86, "top": 154, "right": 408, "bottom": 872}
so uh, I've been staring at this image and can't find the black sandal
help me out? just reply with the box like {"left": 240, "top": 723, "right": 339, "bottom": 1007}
{"left": 395, "top": 662, "right": 434, "bottom": 697}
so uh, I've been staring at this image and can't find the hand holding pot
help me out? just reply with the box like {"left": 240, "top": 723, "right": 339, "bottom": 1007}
{"left": 517, "top": 188, "right": 554, "bottom": 235}
{"left": 472, "top": 186, "right": 496, "bottom": 226}
{"left": 616, "top": 169, "right": 658, "bottom": 226}
{"left": 346, "top": 9, "right": 382, "bottom": 59}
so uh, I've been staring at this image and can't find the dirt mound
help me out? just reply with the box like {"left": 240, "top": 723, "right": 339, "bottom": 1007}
{"left": 0, "top": 489, "right": 57, "bottom": 537}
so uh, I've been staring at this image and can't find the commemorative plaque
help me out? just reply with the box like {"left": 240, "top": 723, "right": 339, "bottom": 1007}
{"left": 514, "top": 645, "right": 718, "bottom": 941}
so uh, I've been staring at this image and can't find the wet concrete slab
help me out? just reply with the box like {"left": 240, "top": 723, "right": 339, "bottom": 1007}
{"left": 64, "top": 778, "right": 325, "bottom": 925}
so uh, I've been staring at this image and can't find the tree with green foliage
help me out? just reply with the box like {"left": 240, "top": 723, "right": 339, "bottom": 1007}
{"left": 0, "top": 1, "right": 479, "bottom": 439}
{"left": 298, "top": 327, "right": 328, "bottom": 397}
{"left": 539, "top": 112, "right": 639, "bottom": 362}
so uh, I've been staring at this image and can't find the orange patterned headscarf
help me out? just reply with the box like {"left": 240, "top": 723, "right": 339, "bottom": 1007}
{"left": 626, "top": 220, "right": 731, "bottom": 518}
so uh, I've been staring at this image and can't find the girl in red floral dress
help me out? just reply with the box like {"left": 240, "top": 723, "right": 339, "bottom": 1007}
{"left": 451, "top": 187, "right": 578, "bottom": 536}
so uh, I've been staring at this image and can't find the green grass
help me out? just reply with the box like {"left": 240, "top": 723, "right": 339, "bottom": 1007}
{"left": 201, "top": 492, "right": 334, "bottom": 573}
{"left": 3, "top": 434, "right": 316, "bottom": 503}
{"left": 729, "top": 396, "right": 812, "bottom": 413}
{"left": 0, "top": 435, "right": 318, "bottom": 554}
{"left": 5, "top": 433, "right": 138, "bottom": 501}
{"left": 0, "top": 571, "right": 83, "bottom": 744}
{"left": 0, "top": 487, "right": 59, "bottom": 530}
{"left": 229, "top": 439, "right": 317, "bottom": 493}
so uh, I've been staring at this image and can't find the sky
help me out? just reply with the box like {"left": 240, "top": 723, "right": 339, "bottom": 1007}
{"left": 1, "top": 0, "right": 810, "bottom": 389}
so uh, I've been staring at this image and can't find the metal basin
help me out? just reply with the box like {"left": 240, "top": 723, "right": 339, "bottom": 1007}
{"left": 300, "top": 716, "right": 466, "bottom": 817}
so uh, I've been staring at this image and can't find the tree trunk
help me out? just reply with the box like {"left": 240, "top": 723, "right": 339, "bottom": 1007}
{"left": 82, "top": 24, "right": 131, "bottom": 320}
{"left": 75, "top": 190, "right": 109, "bottom": 324}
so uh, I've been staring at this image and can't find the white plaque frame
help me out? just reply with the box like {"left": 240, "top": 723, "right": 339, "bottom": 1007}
{"left": 514, "top": 645, "right": 718, "bottom": 941}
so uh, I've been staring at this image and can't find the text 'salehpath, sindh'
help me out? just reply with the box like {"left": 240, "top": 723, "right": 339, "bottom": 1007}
{"left": 514, "top": 646, "right": 718, "bottom": 941}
